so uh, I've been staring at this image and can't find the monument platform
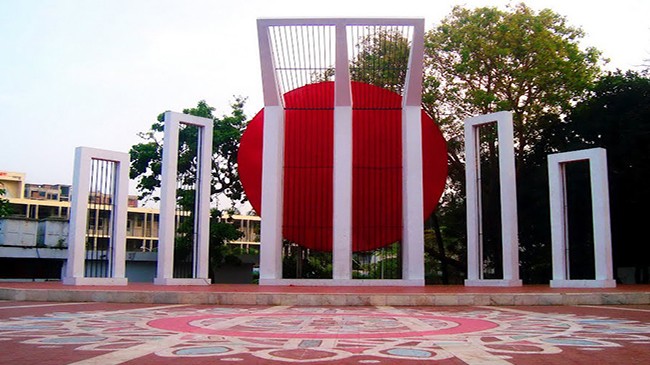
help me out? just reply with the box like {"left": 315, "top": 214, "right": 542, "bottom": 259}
{"left": 1, "top": 281, "right": 649, "bottom": 306}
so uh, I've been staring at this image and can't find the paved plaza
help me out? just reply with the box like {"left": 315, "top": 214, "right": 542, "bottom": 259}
{"left": 0, "top": 301, "right": 648, "bottom": 364}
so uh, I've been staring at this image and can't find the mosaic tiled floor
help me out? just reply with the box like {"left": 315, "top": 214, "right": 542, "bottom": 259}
{"left": 0, "top": 303, "right": 649, "bottom": 364}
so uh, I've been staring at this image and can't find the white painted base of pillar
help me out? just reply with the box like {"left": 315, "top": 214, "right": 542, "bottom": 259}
{"left": 464, "top": 279, "right": 523, "bottom": 287}
{"left": 154, "top": 277, "right": 211, "bottom": 285}
{"left": 550, "top": 279, "right": 616, "bottom": 288}
{"left": 63, "top": 277, "right": 128, "bottom": 286}
{"left": 259, "top": 279, "right": 425, "bottom": 286}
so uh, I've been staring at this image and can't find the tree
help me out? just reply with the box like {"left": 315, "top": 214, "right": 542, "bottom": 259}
{"left": 424, "top": 3, "right": 603, "bottom": 161}
{"left": 130, "top": 98, "right": 248, "bottom": 204}
{"left": 129, "top": 99, "right": 248, "bottom": 280}
{"left": 562, "top": 71, "right": 650, "bottom": 283}
{"left": 348, "top": 29, "right": 411, "bottom": 94}
{"left": 208, "top": 208, "right": 245, "bottom": 279}
{"left": 512, "top": 70, "right": 650, "bottom": 283}
{"left": 0, "top": 188, "right": 10, "bottom": 217}
{"left": 421, "top": 3, "right": 604, "bottom": 282}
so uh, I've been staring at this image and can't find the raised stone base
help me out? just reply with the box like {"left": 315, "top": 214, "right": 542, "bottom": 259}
{"left": 259, "top": 279, "right": 425, "bottom": 286}
{"left": 63, "top": 277, "right": 128, "bottom": 286}
{"left": 2, "top": 283, "right": 648, "bottom": 306}
{"left": 154, "top": 277, "right": 211, "bottom": 285}
{"left": 551, "top": 279, "right": 616, "bottom": 288}
{"left": 464, "top": 279, "right": 523, "bottom": 287}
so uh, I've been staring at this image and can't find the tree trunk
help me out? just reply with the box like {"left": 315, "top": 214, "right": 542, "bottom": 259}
{"left": 432, "top": 213, "right": 449, "bottom": 285}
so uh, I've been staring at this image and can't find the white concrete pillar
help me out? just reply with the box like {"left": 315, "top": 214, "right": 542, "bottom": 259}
{"left": 63, "top": 147, "right": 129, "bottom": 286}
{"left": 259, "top": 106, "right": 285, "bottom": 283}
{"left": 154, "top": 112, "right": 213, "bottom": 285}
{"left": 257, "top": 19, "right": 285, "bottom": 284}
{"left": 548, "top": 148, "right": 616, "bottom": 288}
{"left": 464, "top": 111, "right": 522, "bottom": 287}
{"left": 401, "top": 19, "right": 426, "bottom": 285}
{"left": 332, "top": 21, "right": 353, "bottom": 281}
{"left": 401, "top": 106, "right": 425, "bottom": 284}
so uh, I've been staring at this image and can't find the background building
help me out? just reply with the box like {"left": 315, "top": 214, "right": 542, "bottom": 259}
{"left": 0, "top": 171, "right": 260, "bottom": 281}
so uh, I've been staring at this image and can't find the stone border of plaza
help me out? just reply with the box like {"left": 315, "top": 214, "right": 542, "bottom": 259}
{"left": 1, "top": 286, "right": 648, "bottom": 306}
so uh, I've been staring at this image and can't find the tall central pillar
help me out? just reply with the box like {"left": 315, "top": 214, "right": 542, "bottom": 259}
{"left": 332, "top": 21, "right": 353, "bottom": 280}
{"left": 256, "top": 18, "right": 428, "bottom": 286}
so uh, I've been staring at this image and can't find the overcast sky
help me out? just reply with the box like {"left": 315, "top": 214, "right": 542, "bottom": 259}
{"left": 1, "top": 0, "right": 648, "bottom": 191}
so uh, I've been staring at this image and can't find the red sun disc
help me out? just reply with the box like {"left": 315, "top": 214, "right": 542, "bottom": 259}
{"left": 238, "top": 81, "right": 447, "bottom": 252}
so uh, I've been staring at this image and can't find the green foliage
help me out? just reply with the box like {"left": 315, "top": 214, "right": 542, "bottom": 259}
{"left": 563, "top": 71, "right": 650, "bottom": 282}
{"left": 367, "top": 256, "right": 400, "bottom": 279}
{"left": 282, "top": 246, "right": 332, "bottom": 279}
{"left": 514, "top": 70, "right": 650, "bottom": 283}
{"left": 424, "top": 220, "right": 466, "bottom": 284}
{"left": 425, "top": 3, "right": 603, "bottom": 162}
{"left": 315, "top": 29, "right": 410, "bottom": 91}
{"left": 129, "top": 98, "right": 248, "bottom": 205}
{"left": 209, "top": 209, "right": 245, "bottom": 267}
{"left": 0, "top": 188, "right": 11, "bottom": 218}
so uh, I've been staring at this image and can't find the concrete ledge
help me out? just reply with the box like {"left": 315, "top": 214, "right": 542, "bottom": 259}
{"left": 259, "top": 278, "right": 425, "bottom": 286}
{"left": 63, "top": 277, "right": 128, "bottom": 286}
{"left": 154, "top": 277, "right": 211, "bottom": 285}
{"left": 1, "top": 284, "right": 648, "bottom": 306}
{"left": 551, "top": 279, "right": 617, "bottom": 288}
{"left": 465, "top": 279, "right": 523, "bottom": 287}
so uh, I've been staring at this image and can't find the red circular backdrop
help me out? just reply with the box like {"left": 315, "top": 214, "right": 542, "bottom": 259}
{"left": 238, "top": 81, "right": 447, "bottom": 252}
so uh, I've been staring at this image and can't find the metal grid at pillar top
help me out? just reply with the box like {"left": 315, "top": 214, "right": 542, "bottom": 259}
{"left": 258, "top": 18, "right": 425, "bottom": 109}
{"left": 347, "top": 24, "right": 414, "bottom": 109}
{"left": 267, "top": 24, "right": 336, "bottom": 109}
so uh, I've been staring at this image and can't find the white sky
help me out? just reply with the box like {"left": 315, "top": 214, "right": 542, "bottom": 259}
{"left": 1, "top": 0, "right": 648, "bottom": 190}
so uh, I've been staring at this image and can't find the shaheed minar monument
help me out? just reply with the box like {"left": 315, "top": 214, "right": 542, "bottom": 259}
{"left": 62, "top": 18, "right": 615, "bottom": 289}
